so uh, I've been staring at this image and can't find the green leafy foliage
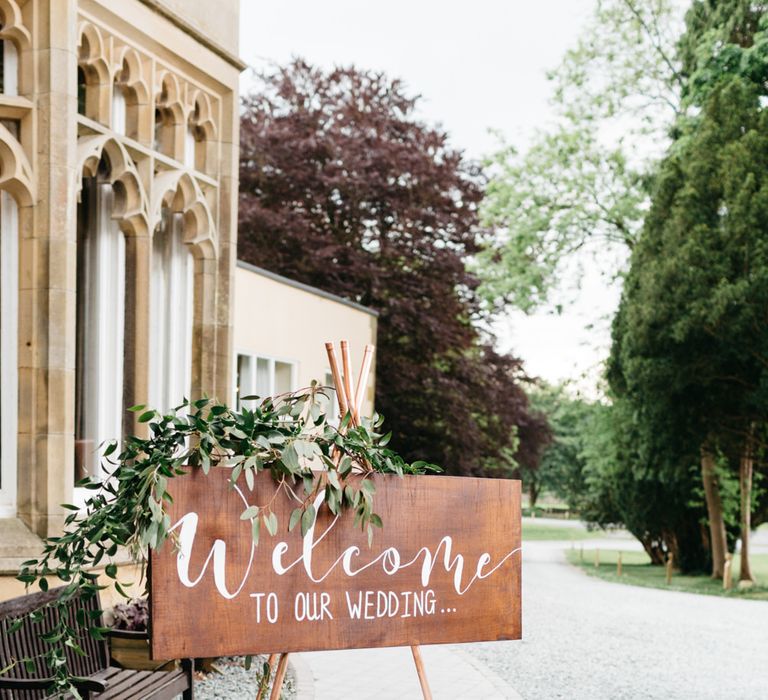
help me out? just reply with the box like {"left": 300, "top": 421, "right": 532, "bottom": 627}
{"left": 523, "top": 384, "right": 600, "bottom": 510}
{"left": 238, "top": 59, "right": 550, "bottom": 477}
{"left": 7, "top": 384, "right": 438, "bottom": 695}
{"left": 608, "top": 70, "right": 768, "bottom": 569}
{"left": 475, "top": 0, "right": 686, "bottom": 312}
{"left": 679, "top": 0, "right": 768, "bottom": 106}
{"left": 476, "top": 126, "right": 646, "bottom": 312}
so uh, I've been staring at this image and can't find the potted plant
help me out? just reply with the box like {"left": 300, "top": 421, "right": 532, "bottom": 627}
{"left": 109, "top": 598, "right": 174, "bottom": 671}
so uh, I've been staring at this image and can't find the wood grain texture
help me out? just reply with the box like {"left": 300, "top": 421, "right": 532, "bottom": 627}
{"left": 150, "top": 469, "right": 521, "bottom": 659}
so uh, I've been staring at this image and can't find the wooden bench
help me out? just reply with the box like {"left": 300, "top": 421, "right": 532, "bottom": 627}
{"left": 0, "top": 587, "right": 193, "bottom": 699}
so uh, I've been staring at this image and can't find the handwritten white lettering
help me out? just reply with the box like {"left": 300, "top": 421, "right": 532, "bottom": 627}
{"left": 170, "top": 489, "right": 520, "bottom": 600}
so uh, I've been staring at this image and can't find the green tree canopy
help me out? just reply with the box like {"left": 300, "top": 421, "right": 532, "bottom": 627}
{"left": 609, "top": 74, "right": 768, "bottom": 571}
{"left": 475, "top": 0, "right": 686, "bottom": 313}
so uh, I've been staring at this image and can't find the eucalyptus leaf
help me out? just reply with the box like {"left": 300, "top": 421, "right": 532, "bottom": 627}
{"left": 265, "top": 512, "right": 278, "bottom": 536}
{"left": 289, "top": 507, "right": 302, "bottom": 532}
{"left": 240, "top": 505, "right": 259, "bottom": 520}
{"left": 301, "top": 504, "right": 316, "bottom": 537}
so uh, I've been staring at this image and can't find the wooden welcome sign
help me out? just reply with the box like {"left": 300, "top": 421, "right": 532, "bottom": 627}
{"left": 150, "top": 468, "right": 521, "bottom": 659}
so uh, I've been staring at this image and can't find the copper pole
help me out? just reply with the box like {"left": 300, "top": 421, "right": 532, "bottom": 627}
{"left": 340, "top": 340, "right": 357, "bottom": 426}
{"left": 324, "top": 342, "right": 348, "bottom": 420}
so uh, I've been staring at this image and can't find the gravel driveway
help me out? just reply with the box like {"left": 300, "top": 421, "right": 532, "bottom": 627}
{"left": 467, "top": 539, "right": 768, "bottom": 699}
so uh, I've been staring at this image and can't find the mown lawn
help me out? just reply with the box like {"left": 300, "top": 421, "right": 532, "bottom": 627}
{"left": 521, "top": 521, "right": 606, "bottom": 541}
{"left": 566, "top": 548, "right": 768, "bottom": 601}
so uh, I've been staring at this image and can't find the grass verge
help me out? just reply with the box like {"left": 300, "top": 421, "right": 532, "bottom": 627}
{"left": 566, "top": 548, "right": 768, "bottom": 601}
{"left": 522, "top": 521, "right": 607, "bottom": 541}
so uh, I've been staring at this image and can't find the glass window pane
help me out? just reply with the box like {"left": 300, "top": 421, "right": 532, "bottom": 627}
{"left": 256, "top": 358, "right": 270, "bottom": 398}
{"left": 0, "top": 190, "right": 19, "bottom": 501}
{"left": 2, "top": 40, "right": 18, "bottom": 97}
{"left": 237, "top": 354, "right": 255, "bottom": 409}
{"left": 150, "top": 209, "right": 193, "bottom": 412}
{"left": 75, "top": 180, "right": 126, "bottom": 481}
{"left": 274, "top": 361, "right": 293, "bottom": 397}
{"left": 112, "top": 84, "right": 127, "bottom": 135}
{"left": 320, "top": 371, "right": 340, "bottom": 426}
{"left": 185, "top": 124, "right": 196, "bottom": 167}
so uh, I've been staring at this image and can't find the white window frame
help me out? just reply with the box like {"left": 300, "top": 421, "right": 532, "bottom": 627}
{"left": 0, "top": 190, "right": 18, "bottom": 515}
{"left": 234, "top": 351, "right": 298, "bottom": 409}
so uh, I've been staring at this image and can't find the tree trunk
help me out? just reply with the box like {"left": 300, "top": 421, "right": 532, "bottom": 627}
{"left": 529, "top": 479, "right": 539, "bottom": 512}
{"left": 739, "top": 426, "right": 755, "bottom": 584}
{"left": 700, "top": 447, "right": 727, "bottom": 579}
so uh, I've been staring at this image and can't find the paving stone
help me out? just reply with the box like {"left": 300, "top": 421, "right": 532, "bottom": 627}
{"left": 296, "top": 644, "right": 521, "bottom": 699}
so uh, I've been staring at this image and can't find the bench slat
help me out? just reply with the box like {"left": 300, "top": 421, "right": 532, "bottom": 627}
{"left": 97, "top": 669, "right": 186, "bottom": 699}
{"left": 0, "top": 587, "right": 191, "bottom": 700}
{"left": 99, "top": 669, "right": 189, "bottom": 700}
{"left": 93, "top": 667, "right": 125, "bottom": 683}
{"left": 95, "top": 669, "right": 152, "bottom": 698}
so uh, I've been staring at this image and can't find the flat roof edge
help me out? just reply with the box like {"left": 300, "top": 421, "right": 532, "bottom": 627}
{"left": 236, "top": 260, "right": 380, "bottom": 317}
{"left": 138, "top": 0, "right": 248, "bottom": 71}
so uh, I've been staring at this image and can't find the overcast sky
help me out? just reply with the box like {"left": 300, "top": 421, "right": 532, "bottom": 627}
{"left": 238, "top": 0, "right": 620, "bottom": 392}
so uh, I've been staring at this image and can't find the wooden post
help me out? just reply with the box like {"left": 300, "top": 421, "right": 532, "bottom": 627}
{"left": 268, "top": 653, "right": 290, "bottom": 700}
{"left": 340, "top": 340, "right": 356, "bottom": 422}
{"left": 411, "top": 645, "right": 433, "bottom": 700}
{"left": 352, "top": 344, "right": 375, "bottom": 420}
{"left": 579, "top": 545, "right": 583, "bottom": 563}
{"left": 324, "top": 342, "right": 348, "bottom": 420}
{"left": 255, "top": 655, "right": 278, "bottom": 700}
{"left": 665, "top": 552, "right": 674, "bottom": 585}
{"left": 616, "top": 551, "right": 622, "bottom": 577}
{"left": 271, "top": 341, "right": 431, "bottom": 700}
{"left": 723, "top": 553, "right": 733, "bottom": 591}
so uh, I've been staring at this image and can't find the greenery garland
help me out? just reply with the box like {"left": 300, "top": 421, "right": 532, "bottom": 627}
{"left": 6, "top": 383, "right": 439, "bottom": 696}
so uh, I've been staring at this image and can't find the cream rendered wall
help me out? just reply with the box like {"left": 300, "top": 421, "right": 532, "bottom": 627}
{"left": 234, "top": 262, "right": 378, "bottom": 416}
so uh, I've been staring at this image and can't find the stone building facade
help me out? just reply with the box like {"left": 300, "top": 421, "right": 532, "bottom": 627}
{"left": 0, "top": 0, "right": 244, "bottom": 537}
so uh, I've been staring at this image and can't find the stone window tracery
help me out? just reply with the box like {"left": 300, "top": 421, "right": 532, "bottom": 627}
{"left": 111, "top": 49, "right": 150, "bottom": 142}
{"left": 185, "top": 94, "right": 216, "bottom": 173}
{"left": 0, "top": 1, "right": 29, "bottom": 97}
{"left": 78, "top": 26, "right": 110, "bottom": 124}
{"left": 154, "top": 74, "right": 183, "bottom": 159}
{"left": 72, "top": 18, "right": 224, "bottom": 477}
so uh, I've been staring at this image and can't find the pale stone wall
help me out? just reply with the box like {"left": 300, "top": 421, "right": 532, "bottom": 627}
{"left": 0, "top": 0, "right": 243, "bottom": 537}
{"left": 234, "top": 262, "right": 379, "bottom": 416}
{"left": 151, "top": 0, "right": 240, "bottom": 54}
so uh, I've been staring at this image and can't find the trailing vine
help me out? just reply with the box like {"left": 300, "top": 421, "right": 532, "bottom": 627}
{"left": 5, "top": 383, "right": 439, "bottom": 696}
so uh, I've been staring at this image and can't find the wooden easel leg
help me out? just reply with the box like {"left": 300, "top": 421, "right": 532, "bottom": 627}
{"left": 255, "top": 654, "right": 279, "bottom": 700}
{"left": 268, "top": 653, "right": 290, "bottom": 700}
{"left": 411, "top": 645, "right": 433, "bottom": 700}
